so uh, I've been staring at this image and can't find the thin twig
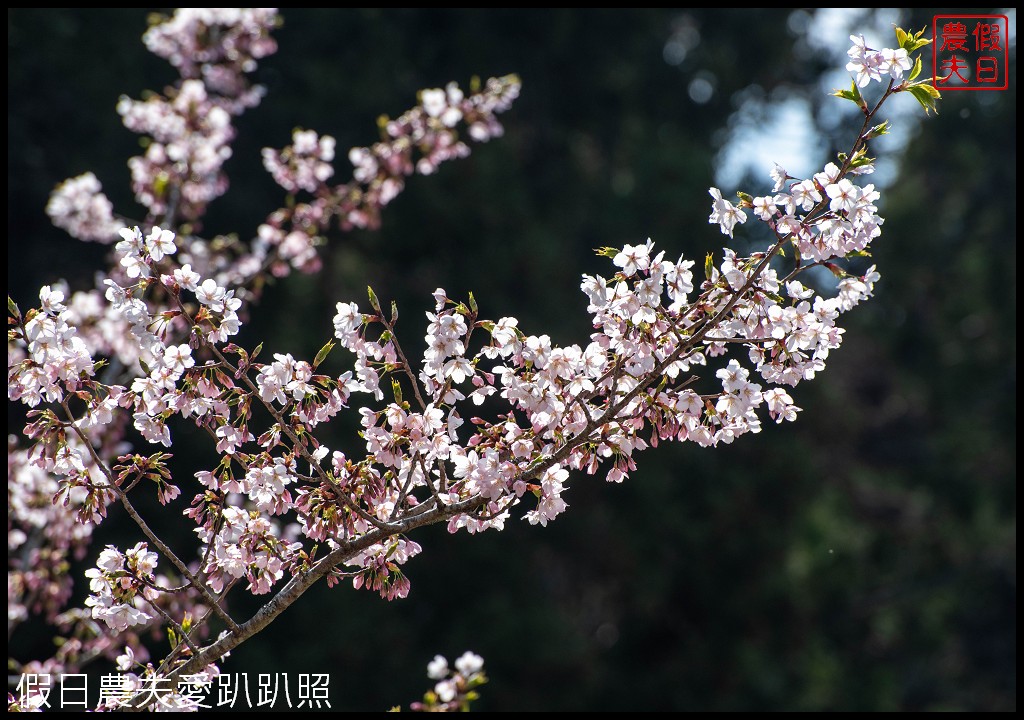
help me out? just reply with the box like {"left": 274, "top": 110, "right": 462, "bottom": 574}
{"left": 59, "top": 400, "right": 240, "bottom": 633}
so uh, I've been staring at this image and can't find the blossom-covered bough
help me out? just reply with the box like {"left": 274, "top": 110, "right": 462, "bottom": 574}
{"left": 8, "top": 11, "right": 937, "bottom": 712}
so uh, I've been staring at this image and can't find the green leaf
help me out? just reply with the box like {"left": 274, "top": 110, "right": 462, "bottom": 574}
{"left": 849, "top": 79, "right": 864, "bottom": 108}
{"left": 313, "top": 339, "right": 335, "bottom": 369}
{"left": 896, "top": 25, "right": 932, "bottom": 52}
{"left": 468, "top": 291, "right": 478, "bottom": 314}
{"left": 849, "top": 148, "right": 876, "bottom": 169}
{"left": 390, "top": 300, "right": 398, "bottom": 325}
{"left": 367, "top": 285, "right": 382, "bottom": 313}
{"left": 8, "top": 295, "right": 21, "bottom": 319}
{"left": 908, "top": 55, "right": 923, "bottom": 82}
{"left": 391, "top": 378, "right": 403, "bottom": 405}
{"left": 864, "top": 120, "right": 890, "bottom": 140}
{"left": 909, "top": 26, "right": 932, "bottom": 52}
{"left": 704, "top": 252, "right": 714, "bottom": 281}
{"left": 830, "top": 79, "right": 864, "bottom": 109}
{"left": 153, "top": 172, "right": 169, "bottom": 199}
{"left": 907, "top": 84, "right": 940, "bottom": 115}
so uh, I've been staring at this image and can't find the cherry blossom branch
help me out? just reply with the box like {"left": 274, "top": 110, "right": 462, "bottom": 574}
{"left": 376, "top": 301, "right": 429, "bottom": 413}
{"left": 58, "top": 399, "right": 240, "bottom": 633}
{"left": 123, "top": 490, "right": 493, "bottom": 706}
{"left": 8, "top": 18, "right": 940, "bottom": 713}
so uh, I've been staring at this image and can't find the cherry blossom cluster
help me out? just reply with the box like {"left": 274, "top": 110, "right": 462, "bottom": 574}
{"left": 410, "top": 651, "right": 487, "bottom": 712}
{"left": 12, "top": 10, "right": 521, "bottom": 709}
{"left": 345, "top": 537, "right": 421, "bottom": 601}
{"left": 7, "top": 230, "right": 242, "bottom": 680}
{"left": 46, "top": 21, "right": 519, "bottom": 300}
{"left": 846, "top": 34, "right": 912, "bottom": 87}
{"left": 83, "top": 543, "right": 159, "bottom": 632}
{"left": 18, "top": 175, "right": 871, "bottom": 703}
{"left": 306, "top": 191, "right": 870, "bottom": 538}
{"left": 116, "top": 79, "right": 238, "bottom": 224}
{"left": 141, "top": 7, "right": 278, "bottom": 112}
{"left": 44, "top": 10, "right": 278, "bottom": 241}
{"left": 17, "top": 16, "right": 523, "bottom": 682}
{"left": 9, "top": 284, "right": 95, "bottom": 407}
{"left": 45, "top": 173, "right": 122, "bottom": 244}
{"left": 262, "top": 129, "right": 337, "bottom": 194}
{"left": 194, "top": 502, "right": 299, "bottom": 595}
{"left": 248, "top": 74, "right": 521, "bottom": 281}
{"left": 8, "top": 443, "right": 93, "bottom": 625}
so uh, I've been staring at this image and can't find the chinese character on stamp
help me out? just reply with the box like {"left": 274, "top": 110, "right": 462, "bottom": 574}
{"left": 933, "top": 14, "right": 1010, "bottom": 90}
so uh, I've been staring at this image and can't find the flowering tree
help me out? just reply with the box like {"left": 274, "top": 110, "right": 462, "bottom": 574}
{"left": 8, "top": 9, "right": 940, "bottom": 711}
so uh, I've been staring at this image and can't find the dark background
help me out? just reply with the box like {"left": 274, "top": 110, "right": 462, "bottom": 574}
{"left": 8, "top": 8, "right": 1015, "bottom": 711}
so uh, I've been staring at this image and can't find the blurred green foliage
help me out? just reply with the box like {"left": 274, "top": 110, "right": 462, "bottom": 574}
{"left": 7, "top": 8, "right": 1015, "bottom": 711}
